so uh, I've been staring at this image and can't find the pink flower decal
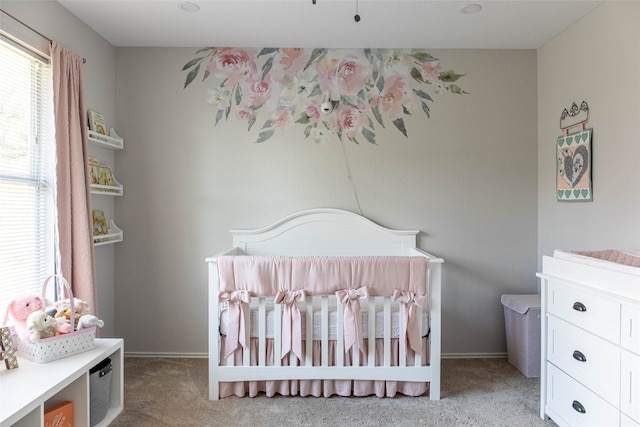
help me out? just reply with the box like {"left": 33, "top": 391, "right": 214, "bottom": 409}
{"left": 207, "top": 48, "right": 257, "bottom": 87}
{"left": 183, "top": 48, "right": 467, "bottom": 144}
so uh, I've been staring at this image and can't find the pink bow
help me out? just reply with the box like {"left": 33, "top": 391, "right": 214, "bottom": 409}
{"left": 219, "top": 290, "right": 251, "bottom": 357}
{"left": 392, "top": 289, "right": 427, "bottom": 355}
{"left": 275, "top": 290, "right": 306, "bottom": 360}
{"left": 335, "top": 286, "right": 369, "bottom": 353}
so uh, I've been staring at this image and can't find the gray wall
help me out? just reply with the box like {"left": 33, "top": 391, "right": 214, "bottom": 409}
{"left": 537, "top": 1, "right": 640, "bottom": 263}
{"left": 3, "top": 1, "right": 118, "bottom": 337}
{"left": 13, "top": 2, "right": 637, "bottom": 358}
{"left": 114, "top": 48, "right": 538, "bottom": 355}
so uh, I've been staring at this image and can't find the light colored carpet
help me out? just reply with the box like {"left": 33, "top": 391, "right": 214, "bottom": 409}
{"left": 110, "top": 357, "right": 555, "bottom": 427}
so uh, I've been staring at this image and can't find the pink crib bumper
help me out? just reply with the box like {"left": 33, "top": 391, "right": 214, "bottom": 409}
{"left": 217, "top": 256, "right": 428, "bottom": 358}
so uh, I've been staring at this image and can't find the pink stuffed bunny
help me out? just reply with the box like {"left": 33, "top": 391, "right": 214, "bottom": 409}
{"left": 2, "top": 294, "right": 45, "bottom": 341}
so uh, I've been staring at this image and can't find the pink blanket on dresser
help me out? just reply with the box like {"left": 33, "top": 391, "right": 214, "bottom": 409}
{"left": 216, "top": 255, "right": 430, "bottom": 397}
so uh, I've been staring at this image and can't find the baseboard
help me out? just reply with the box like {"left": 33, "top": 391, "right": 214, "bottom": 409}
{"left": 442, "top": 352, "right": 507, "bottom": 359}
{"left": 124, "top": 351, "right": 507, "bottom": 359}
{"left": 124, "top": 351, "right": 208, "bottom": 358}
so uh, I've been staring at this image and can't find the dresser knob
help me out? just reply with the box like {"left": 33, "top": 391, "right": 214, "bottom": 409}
{"left": 572, "top": 350, "right": 587, "bottom": 362}
{"left": 572, "top": 302, "right": 587, "bottom": 312}
{"left": 572, "top": 400, "right": 586, "bottom": 414}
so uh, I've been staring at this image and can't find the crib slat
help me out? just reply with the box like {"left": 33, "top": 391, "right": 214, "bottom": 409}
{"left": 384, "top": 298, "right": 391, "bottom": 367}
{"left": 274, "top": 303, "right": 282, "bottom": 367}
{"left": 415, "top": 305, "right": 422, "bottom": 366}
{"left": 399, "top": 301, "right": 407, "bottom": 367}
{"left": 305, "top": 296, "right": 313, "bottom": 367}
{"left": 321, "top": 296, "right": 328, "bottom": 367}
{"left": 259, "top": 298, "right": 266, "bottom": 367}
{"left": 243, "top": 300, "right": 251, "bottom": 366}
{"left": 336, "top": 300, "right": 344, "bottom": 367}
{"left": 368, "top": 297, "right": 375, "bottom": 367}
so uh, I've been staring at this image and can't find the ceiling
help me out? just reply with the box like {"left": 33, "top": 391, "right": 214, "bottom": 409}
{"left": 57, "top": 0, "right": 603, "bottom": 49}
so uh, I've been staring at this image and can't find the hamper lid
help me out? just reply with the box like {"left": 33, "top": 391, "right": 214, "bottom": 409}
{"left": 501, "top": 294, "right": 541, "bottom": 314}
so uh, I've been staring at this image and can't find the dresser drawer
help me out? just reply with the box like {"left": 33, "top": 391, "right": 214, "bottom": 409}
{"left": 622, "top": 349, "right": 640, "bottom": 423}
{"left": 547, "top": 315, "right": 620, "bottom": 405}
{"left": 547, "top": 279, "right": 621, "bottom": 343}
{"left": 622, "top": 302, "right": 640, "bottom": 354}
{"left": 546, "top": 363, "right": 619, "bottom": 427}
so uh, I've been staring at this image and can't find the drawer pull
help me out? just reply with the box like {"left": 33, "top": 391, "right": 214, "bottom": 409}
{"left": 572, "top": 302, "right": 587, "bottom": 312}
{"left": 572, "top": 400, "right": 586, "bottom": 414}
{"left": 572, "top": 350, "right": 587, "bottom": 362}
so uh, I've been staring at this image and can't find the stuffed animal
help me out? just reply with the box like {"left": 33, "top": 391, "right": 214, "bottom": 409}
{"left": 54, "top": 298, "right": 90, "bottom": 317}
{"left": 77, "top": 314, "right": 104, "bottom": 330}
{"left": 54, "top": 299, "right": 91, "bottom": 327}
{"left": 26, "top": 310, "right": 57, "bottom": 342}
{"left": 2, "top": 294, "right": 45, "bottom": 341}
{"left": 54, "top": 317, "right": 72, "bottom": 335}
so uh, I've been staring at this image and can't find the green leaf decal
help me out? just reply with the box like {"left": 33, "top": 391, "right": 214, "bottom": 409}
{"left": 296, "top": 113, "right": 311, "bottom": 125}
{"left": 247, "top": 117, "right": 256, "bottom": 132}
{"left": 254, "top": 129, "right": 275, "bottom": 143}
{"left": 362, "top": 128, "right": 377, "bottom": 145}
{"left": 421, "top": 101, "right": 431, "bottom": 118}
{"left": 393, "top": 118, "right": 408, "bottom": 137}
{"left": 410, "top": 52, "right": 438, "bottom": 63}
{"left": 414, "top": 89, "right": 433, "bottom": 101}
{"left": 215, "top": 109, "right": 223, "bottom": 126}
{"left": 309, "top": 84, "right": 322, "bottom": 97}
{"left": 195, "top": 47, "right": 214, "bottom": 54}
{"left": 304, "top": 48, "right": 327, "bottom": 71}
{"left": 182, "top": 57, "right": 203, "bottom": 71}
{"left": 261, "top": 56, "right": 273, "bottom": 81}
{"left": 448, "top": 84, "right": 468, "bottom": 94}
{"left": 372, "top": 106, "right": 384, "bottom": 127}
{"left": 439, "top": 70, "right": 466, "bottom": 82}
{"left": 235, "top": 85, "right": 242, "bottom": 105}
{"left": 258, "top": 48, "right": 278, "bottom": 57}
{"left": 184, "top": 64, "right": 200, "bottom": 88}
{"left": 410, "top": 67, "right": 424, "bottom": 83}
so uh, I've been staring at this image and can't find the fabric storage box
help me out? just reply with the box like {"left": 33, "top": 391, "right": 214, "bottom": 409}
{"left": 501, "top": 294, "right": 541, "bottom": 378}
{"left": 89, "top": 357, "right": 112, "bottom": 426}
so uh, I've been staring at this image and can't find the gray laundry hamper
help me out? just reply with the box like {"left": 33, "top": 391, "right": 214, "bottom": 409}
{"left": 89, "top": 357, "right": 112, "bottom": 426}
{"left": 501, "top": 294, "right": 541, "bottom": 378}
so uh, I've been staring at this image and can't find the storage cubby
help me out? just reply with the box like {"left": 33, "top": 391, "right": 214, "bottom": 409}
{"left": 0, "top": 339, "right": 124, "bottom": 427}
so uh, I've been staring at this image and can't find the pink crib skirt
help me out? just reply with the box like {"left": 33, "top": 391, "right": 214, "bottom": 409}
{"left": 219, "top": 337, "right": 430, "bottom": 398}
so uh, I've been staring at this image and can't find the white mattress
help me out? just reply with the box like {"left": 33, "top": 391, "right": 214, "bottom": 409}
{"left": 220, "top": 298, "right": 429, "bottom": 340}
{"left": 553, "top": 249, "right": 640, "bottom": 276}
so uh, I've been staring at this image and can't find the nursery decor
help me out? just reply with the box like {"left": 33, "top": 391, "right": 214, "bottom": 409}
{"left": 182, "top": 48, "right": 467, "bottom": 144}
{"left": 556, "top": 101, "right": 592, "bottom": 202}
{"left": 0, "top": 326, "right": 19, "bottom": 370}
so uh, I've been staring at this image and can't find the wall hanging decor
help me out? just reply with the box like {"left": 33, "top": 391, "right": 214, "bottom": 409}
{"left": 556, "top": 101, "right": 592, "bottom": 202}
{"left": 182, "top": 48, "right": 467, "bottom": 144}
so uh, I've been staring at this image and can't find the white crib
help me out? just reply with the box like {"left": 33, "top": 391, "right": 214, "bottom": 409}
{"left": 206, "top": 208, "right": 443, "bottom": 400}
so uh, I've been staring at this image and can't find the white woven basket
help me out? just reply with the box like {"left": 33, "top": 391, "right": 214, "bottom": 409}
{"left": 17, "top": 275, "right": 96, "bottom": 363}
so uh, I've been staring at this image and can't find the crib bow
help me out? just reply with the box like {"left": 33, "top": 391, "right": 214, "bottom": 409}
{"left": 335, "top": 286, "right": 369, "bottom": 353}
{"left": 275, "top": 290, "right": 306, "bottom": 360}
{"left": 392, "top": 289, "right": 427, "bottom": 355}
{"left": 219, "top": 290, "right": 251, "bottom": 357}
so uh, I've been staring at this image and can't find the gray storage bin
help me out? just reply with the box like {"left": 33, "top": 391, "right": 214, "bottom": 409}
{"left": 501, "top": 294, "right": 541, "bottom": 378}
{"left": 89, "top": 357, "right": 112, "bottom": 426}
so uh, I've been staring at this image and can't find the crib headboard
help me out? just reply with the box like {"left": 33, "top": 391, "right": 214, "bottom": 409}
{"left": 230, "top": 208, "right": 419, "bottom": 256}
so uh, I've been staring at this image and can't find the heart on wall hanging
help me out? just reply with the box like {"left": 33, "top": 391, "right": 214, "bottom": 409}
{"left": 556, "top": 101, "right": 592, "bottom": 202}
{"left": 182, "top": 48, "right": 467, "bottom": 144}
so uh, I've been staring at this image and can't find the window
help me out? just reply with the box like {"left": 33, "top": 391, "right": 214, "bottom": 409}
{"left": 0, "top": 38, "right": 55, "bottom": 311}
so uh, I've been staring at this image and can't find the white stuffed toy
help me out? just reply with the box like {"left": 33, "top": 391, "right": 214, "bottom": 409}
{"left": 77, "top": 314, "right": 104, "bottom": 330}
{"left": 26, "top": 310, "right": 57, "bottom": 342}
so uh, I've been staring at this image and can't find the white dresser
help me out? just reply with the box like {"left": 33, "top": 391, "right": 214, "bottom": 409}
{"left": 538, "top": 251, "right": 640, "bottom": 427}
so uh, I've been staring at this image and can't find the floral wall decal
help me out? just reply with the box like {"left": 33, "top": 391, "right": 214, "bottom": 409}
{"left": 183, "top": 48, "right": 467, "bottom": 144}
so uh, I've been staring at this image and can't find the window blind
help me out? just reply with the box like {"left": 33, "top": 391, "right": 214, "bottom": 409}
{"left": 0, "top": 39, "right": 55, "bottom": 312}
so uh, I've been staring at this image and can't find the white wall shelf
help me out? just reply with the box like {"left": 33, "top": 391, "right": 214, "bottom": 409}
{"left": 94, "top": 220, "right": 123, "bottom": 246}
{"left": 90, "top": 176, "right": 123, "bottom": 196}
{"left": 0, "top": 338, "right": 124, "bottom": 427}
{"left": 88, "top": 128, "right": 124, "bottom": 150}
